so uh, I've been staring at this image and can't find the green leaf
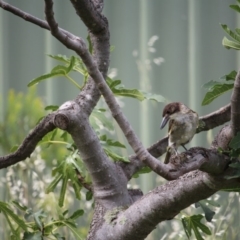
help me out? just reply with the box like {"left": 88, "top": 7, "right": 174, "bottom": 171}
{"left": 46, "top": 173, "right": 63, "bottom": 194}
{"left": 106, "top": 77, "right": 166, "bottom": 102}
{"left": 221, "top": 24, "right": 240, "bottom": 43}
{"left": 202, "top": 82, "right": 233, "bottom": 105}
{"left": 229, "top": 132, "right": 240, "bottom": 149}
{"left": 87, "top": 35, "right": 93, "bottom": 54}
{"left": 59, "top": 177, "right": 68, "bottom": 207}
{"left": 28, "top": 72, "right": 62, "bottom": 87}
{"left": 100, "top": 135, "right": 126, "bottom": 148}
{"left": 23, "top": 232, "right": 42, "bottom": 240}
{"left": 48, "top": 54, "right": 70, "bottom": 63}
{"left": 60, "top": 220, "right": 82, "bottom": 239}
{"left": 140, "top": 91, "right": 166, "bottom": 103}
{"left": 132, "top": 166, "right": 152, "bottom": 178}
{"left": 11, "top": 201, "right": 28, "bottom": 212}
{"left": 60, "top": 131, "right": 69, "bottom": 142}
{"left": 0, "top": 201, "right": 27, "bottom": 231}
{"left": 195, "top": 201, "right": 215, "bottom": 222}
{"left": 66, "top": 56, "right": 76, "bottom": 74}
{"left": 44, "top": 105, "right": 59, "bottom": 111}
{"left": 220, "top": 70, "right": 237, "bottom": 81}
{"left": 10, "top": 145, "right": 19, "bottom": 153}
{"left": 51, "top": 65, "right": 68, "bottom": 74}
{"left": 33, "top": 210, "right": 46, "bottom": 231}
{"left": 182, "top": 215, "right": 211, "bottom": 240}
{"left": 86, "top": 191, "right": 93, "bottom": 201}
{"left": 52, "top": 233, "right": 65, "bottom": 240}
{"left": 103, "top": 147, "right": 130, "bottom": 163}
{"left": 90, "top": 108, "right": 114, "bottom": 132}
{"left": 48, "top": 54, "right": 87, "bottom": 75}
{"left": 68, "top": 209, "right": 84, "bottom": 220}
{"left": 113, "top": 88, "right": 145, "bottom": 100}
{"left": 229, "top": 4, "right": 240, "bottom": 13}
{"left": 222, "top": 36, "right": 240, "bottom": 50}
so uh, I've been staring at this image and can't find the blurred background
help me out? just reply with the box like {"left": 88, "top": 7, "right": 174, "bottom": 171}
{"left": 0, "top": 0, "right": 240, "bottom": 239}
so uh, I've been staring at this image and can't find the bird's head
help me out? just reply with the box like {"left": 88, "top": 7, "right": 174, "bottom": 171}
{"left": 160, "top": 102, "right": 183, "bottom": 129}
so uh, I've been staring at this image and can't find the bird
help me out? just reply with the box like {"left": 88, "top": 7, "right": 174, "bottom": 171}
{"left": 160, "top": 102, "right": 199, "bottom": 164}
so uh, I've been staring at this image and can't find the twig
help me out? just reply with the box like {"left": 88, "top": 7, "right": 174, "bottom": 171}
{"left": 0, "top": 0, "right": 74, "bottom": 38}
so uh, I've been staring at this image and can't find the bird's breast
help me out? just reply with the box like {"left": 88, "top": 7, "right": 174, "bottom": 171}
{"left": 168, "top": 113, "right": 198, "bottom": 146}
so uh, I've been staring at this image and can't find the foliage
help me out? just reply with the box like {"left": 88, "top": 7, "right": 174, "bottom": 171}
{"left": 201, "top": 71, "right": 235, "bottom": 106}
{"left": 28, "top": 54, "right": 165, "bottom": 103}
{"left": 0, "top": 200, "right": 84, "bottom": 239}
{"left": 202, "top": 0, "right": 240, "bottom": 106}
{"left": 182, "top": 215, "right": 211, "bottom": 240}
{"left": 0, "top": 87, "right": 45, "bottom": 153}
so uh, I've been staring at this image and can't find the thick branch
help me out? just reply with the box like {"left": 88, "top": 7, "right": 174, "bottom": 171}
{"left": 0, "top": 113, "right": 55, "bottom": 168}
{"left": 54, "top": 101, "right": 130, "bottom": 206}
{"left": 231, "top": 70, "right": 240, "bottom": 135}
{"left": 97, "top": 171, "right": 239, "bottom": 240}
{"left": 69, "top": 0, "right": 107, "bottom": 34}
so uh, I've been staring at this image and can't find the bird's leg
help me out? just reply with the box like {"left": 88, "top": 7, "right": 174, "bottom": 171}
{"left": 181, "top": 144, "right": 188, "bottom": 151}
{"left": 164, "top": 145, "right": 178, "bottom": 164}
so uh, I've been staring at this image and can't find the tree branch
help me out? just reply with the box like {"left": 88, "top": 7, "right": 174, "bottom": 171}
{"left": 197, "top": 103, "right": 230, "bottom": 133}
{"left": 0, "top": 0, "right": 74, "bottom": 38}
{"left": 69, "top": 0, "right": 107, "bottom": 34}
{"left": 97, "top": 170, "right": 239, "bottom": 240}
{"left": 231, "top": 70, "right": 240, "bottom": 136}
{"left": 0, "top": 113, "right": 55, "bottom": 168}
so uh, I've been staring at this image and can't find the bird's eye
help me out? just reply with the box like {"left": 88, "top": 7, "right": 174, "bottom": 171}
{"left": 166, "top": 111, "right": 170, "bottom": 114}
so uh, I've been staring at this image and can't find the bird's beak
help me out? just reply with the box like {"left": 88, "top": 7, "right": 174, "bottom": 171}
{"left": 160, "top": 115, "right": 169, "bottom": 129}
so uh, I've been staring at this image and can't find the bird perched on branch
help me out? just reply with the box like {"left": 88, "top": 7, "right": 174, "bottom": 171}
{"left": 160, "top": 102, "right": 199, "bottom": 164}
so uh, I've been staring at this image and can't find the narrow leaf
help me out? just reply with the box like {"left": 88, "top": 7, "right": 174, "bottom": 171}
{"left": 45, "top": 105, "right": 59, "bottom": 111}
{"left": 68, "top": 209, "right": 84, "bottom": 220}
{"left": 0, "top": 202, "right": 27, "bottom": 231}
{"left": 11, "top": 201, "right": 28, "bottom": 211}
{"left": 221, "top": 24, "right": 240, "bottom": 42}
{"left": 141, "top": 91, "right": 166, "bottom": 103}
{"left": 86, "top": 191, "right": 93, "bottom": 201}
{"left": 87, "top": 35, "right": 93, "bottom": 54}
{"left": 45, "top": 173, "right": 63, "bottom": 194}
{"left": 28, "top": 72, "right": 63, "bottom": 87}
{"left": 113, "top": 88, "right": 145, "bottom": 101}
{"left": 65, "top": 56, "right": 76, "bottom": 74}
{"left": 59, "top": 178, "right": 68, "bottom": 207}
{"left": 222, "top": 36, "right": 240, "bottom": 50}
{"left": 104, "top": 147, "right": 130, "bottom": 162}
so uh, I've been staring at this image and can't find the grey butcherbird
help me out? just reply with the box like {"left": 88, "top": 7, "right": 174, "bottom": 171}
{"left": 160, "top": 102, "right": 199, "bottom": 164}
